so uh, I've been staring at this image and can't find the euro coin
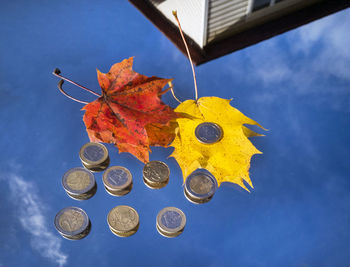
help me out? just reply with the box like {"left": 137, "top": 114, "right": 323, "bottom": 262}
{"left": 79, "top": 142, "right": 109, "bottom": 172}
{"left": 62, "top": 167, "right": 96, "bottom": 200}
{"left": 195, "top": 122, "right": 223, "bottom": 144}
{"left": 156, "top": 207, "right": 186, "bottom": 238}
{"left": 54, "top": 207, "right": 91, "bottom": 240}
{"left": 143, "top": 161, "right": 170, "bottom": 189}
{"left": 107, "top": 205, "right": 139, "bottom": 237}
{"left": 184, "top": 169, "right": 217, "bottom": 204}
{"left": 102, "top": 166, "right": 133, "bottom": 196}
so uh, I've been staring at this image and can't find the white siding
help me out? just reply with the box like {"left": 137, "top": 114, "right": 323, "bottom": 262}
{"left": 149, "top": 0, "right": 305, "bottom": 47}
{"left": 207, "top": 0, "right": 250, "bottom": 42}
{"left": 151, "top": 0, "right": 207, "bottom": 48}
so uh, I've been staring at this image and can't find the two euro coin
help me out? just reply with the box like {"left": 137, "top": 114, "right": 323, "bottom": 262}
{"left": 54, "top": 207, "right": 91, "bottom": 240}
{"left": 184, "top": 170, "right": 217, "bottom": 204}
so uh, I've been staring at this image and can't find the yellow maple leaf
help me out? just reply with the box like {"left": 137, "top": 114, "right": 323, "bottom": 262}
{"left": 169, "top": 96, "right": 265, "bottom": 191}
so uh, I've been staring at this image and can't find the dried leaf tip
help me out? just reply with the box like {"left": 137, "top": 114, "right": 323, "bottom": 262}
{"left": 53, "top": 68, "right": 61, "bottom": 75}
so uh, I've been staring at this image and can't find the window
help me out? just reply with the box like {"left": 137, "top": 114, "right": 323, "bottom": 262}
{"left": 252, "top": 0, "right": 286, "bottom": 12}
{"left": 252, "top": 0, "right": 271, "bottom": 11}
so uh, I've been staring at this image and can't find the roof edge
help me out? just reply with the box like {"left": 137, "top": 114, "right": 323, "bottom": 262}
{"left": 129, "top": 0, "right": 350, "bottom": 66}
{"left": 129, "top": 0, "right": 205, "bottom": 64}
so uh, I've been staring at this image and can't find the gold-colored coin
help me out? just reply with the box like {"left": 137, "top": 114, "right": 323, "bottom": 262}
{"left": 107, "top": 205, "right": 139, "bottom": 237}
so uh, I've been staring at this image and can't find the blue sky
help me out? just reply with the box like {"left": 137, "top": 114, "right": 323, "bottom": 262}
{"left": 1, "top": 1, "right": 350, "bottom": 266}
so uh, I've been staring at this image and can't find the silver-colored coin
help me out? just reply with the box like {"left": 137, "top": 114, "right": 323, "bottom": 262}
{"left": 103, "top": 166, "right": 133, "bottom": 196}
{"left": 54, "top": 207, "right": 90, "bottom": 240}
{"left": 184, "top": 170, "right": 217, "bottom": 204}
{"left": 156, "top": 207, "right": 186, "bottom": 238}
{"left": 79, "top": 142, "right": 109, "bottom": 171}
{"left": 195, "top": 122, "right": 223, "bottom": 144}
{"left": 143, "top": 161, "right": 170, "bottom": 189}
{"left": 107, "top": 205, "right": 139, "bottom": 237}
{"left": 82, "top": 157, "right": 110, "bottom": 172}
{"left": 62, "top": 167, "right": 96, "bottom": 200}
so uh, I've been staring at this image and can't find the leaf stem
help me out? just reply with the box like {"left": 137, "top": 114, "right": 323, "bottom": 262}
{"left": 159, "top": 81, "right": 182, "bottom": 104}
{"left": 168, "top": 81, "right": 182, "bottom": 104}
{"left": 57, "top": 80, "right": 89, "bottom": 104}
{"left": 172, "top": 10, "right": 198, "bottom": 101}
{"left": 52, "top": 68, "right": 101, "bottom": 97}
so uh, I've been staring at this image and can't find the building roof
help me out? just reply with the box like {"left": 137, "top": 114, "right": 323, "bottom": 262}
{"left": 129, "top": 0, "right": 350, "bottom": 65}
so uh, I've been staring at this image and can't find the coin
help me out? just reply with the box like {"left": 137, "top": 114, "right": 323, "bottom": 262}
{"left": 79, "top": 142, "right": 109, "bottom": 172}
{"left": 195, "top": 122, "right": 223, "bottom": 144}
{"left": 54, "top": 207, "right": 91, "bottom": 240}
{"left": 82, "top": 157, "right": 110, "bottom": 172}
{"left": 143, "top": 161, "right": 170, "bottom": 189}
{"left": 107, "top": 205, "right": 139, "bottom": 237}
{"left": 184, "top": 169, "right": 217, "bottom": 204}
{"left": 156, "top": 207, "right": 186, "bottom": 238}
{"left": 102, "top": 166, "right": 133, "bottom": 196}
{"left": 62, "top": 167, "right": 97, "bottom": 200}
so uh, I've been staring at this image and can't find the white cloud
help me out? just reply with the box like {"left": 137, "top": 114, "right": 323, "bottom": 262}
{"left": 290, "top": 10, "right": 350, "bottom": 82}
{"left": 1, "top": 173, "right": 68, "bottom": 267}
{"left": 229, "top": 10, "right": 350, "bottom": 111}
{"left": 250, "top": 42, "right": 292, "bottom": 85}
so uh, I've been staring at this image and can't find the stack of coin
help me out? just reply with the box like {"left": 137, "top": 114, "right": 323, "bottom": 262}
{"left": 62, "top": 167, "right": 97, "bottom": 200}
{"left": 156, "top": 207, "right": 186, "bottom": 238}
{"left": 102, "top": 166, "right": 133, "bottom": 196}
{"left": 54, "top": 207, "right": 91, "bottom": 240}
{"left": 184, "top": 170, "right": 217, "bottom": 204}
{"left": 79, "top": 142, "right": 110, "bottom": 172}
{"left": 143, "top": 161, "right": 170, "bottom": 189}
{"left": 107, "top": 205, "right": 139, "bottom": 237}
{"left": 195, "top": 122, "right": 223, "bottom": 144}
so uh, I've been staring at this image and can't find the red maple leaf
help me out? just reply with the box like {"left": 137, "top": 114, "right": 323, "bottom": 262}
{"left": 82, "top": 57, "right": 177, "bottom": 163}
